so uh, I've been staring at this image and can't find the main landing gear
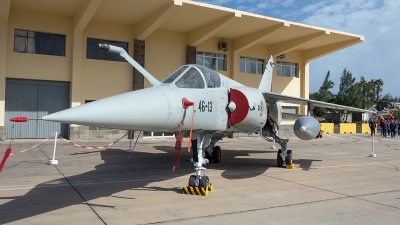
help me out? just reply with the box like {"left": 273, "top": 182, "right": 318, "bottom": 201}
{"left": 187, "top": 132, "right": 221, "bottom": 189}
{"left": 260, "top": 116, "right": 294, "bottom": 168}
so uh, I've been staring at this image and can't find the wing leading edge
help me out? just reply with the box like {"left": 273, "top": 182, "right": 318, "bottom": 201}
{"left": 262, "top": 92, "right": 376, "bottom": 114}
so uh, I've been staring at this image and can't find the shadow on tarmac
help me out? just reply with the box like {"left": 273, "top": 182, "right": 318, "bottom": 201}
{"left": 0, "top": 145, "right": 315, "bottom": 224}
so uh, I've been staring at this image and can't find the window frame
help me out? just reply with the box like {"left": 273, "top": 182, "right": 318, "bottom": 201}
{"left": 240, "top": 56, "right": 264, "bottom": 74}
{"left": 276, "top": 61, "right": 298, "bottom": 78}
{"left": 282, "top": 106, "right": 298, "bottom": 115}
{"left": 196, "top": 52, "right": 226, "bottom": 71}
{"left": 14, "top": 29, "right": 66, "bottom": 56}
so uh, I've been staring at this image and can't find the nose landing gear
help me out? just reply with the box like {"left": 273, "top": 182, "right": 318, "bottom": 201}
{"left": 183, "top": 132, "right": 216, "bottom": 196}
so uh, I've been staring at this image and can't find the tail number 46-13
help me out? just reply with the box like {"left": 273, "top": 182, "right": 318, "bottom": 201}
{"left": 198, "top": 100, "right": 212, "bottom": 112}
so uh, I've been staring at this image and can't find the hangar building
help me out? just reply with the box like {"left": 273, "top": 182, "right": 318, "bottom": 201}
{"left": 0, "top": 0, "right": 363, "bottom": 140}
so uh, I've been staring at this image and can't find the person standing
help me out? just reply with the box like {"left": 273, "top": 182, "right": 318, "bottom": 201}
{"left": 398, "top": 119, "right": 400, "bottom": 136}
{"left": 381, "top": 119, "right": 387, "bottom": 137}
{"left": 389, "top": 119, "right": 397, "bottom": 138}
{"left": 369, "top": 118, "right": 376, "bottom": 136}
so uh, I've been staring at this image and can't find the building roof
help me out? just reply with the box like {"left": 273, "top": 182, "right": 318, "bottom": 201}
{"left": 9, "top": 0, "right": 363, "bottom": 61}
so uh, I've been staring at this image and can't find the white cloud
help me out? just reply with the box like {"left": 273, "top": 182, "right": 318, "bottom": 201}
{"left": 299, "top": 0, "right": 400, "bottom": 96}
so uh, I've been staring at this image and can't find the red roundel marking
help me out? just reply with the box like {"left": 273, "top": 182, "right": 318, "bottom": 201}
{"left": 229, "top": 89, "right": 249, "bottom": 125}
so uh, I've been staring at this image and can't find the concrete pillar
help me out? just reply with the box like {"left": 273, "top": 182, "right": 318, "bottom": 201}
{"left": 186, "top": 45, "right": 196, "bottom": 64}
{"left": 133, "top": 39, "right": 145, "bottom": 90}
{"left": 300, "top": 60, "right": 309, "bottom": 115}
{"left": 232, "top": 51, "right": 240, "bottom": 81}
{"left": 71, "top": 31, "right": 83, "bottom": 108}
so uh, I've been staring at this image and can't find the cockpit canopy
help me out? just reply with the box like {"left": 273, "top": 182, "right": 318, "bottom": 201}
{"left": 163, "top": 65, "right": 221, "bottom": 88}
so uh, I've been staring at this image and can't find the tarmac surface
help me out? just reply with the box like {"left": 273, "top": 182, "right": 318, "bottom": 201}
{"left": 1, "top": 133, "right": 400, "bottom": 225}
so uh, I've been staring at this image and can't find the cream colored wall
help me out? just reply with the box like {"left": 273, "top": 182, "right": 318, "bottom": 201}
{"left": 7, "top": 9, "right": 72, "bottom": 82}
{"left": 145, "top": 30, "right": 187, "bottom": 88}
{"left": 271, "top": 51, "right": 302, "bottom": 97}
{"left": 1, "top": 8, "right": 311, "bottom": 125}
{"left": 82, "top": 20, "right": 134, "bottom": 101}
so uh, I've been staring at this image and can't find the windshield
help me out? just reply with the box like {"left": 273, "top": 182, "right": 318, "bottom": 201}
{"left": 163, "top": 66, "right": 188, "bottom": 83}
{"left": 175, "top": 67, "right": 205, "bottom": 89}
{"left": 162, "top": 65, "right": 221, "bottom": 88}
{"left": 195, "top": 65, "right": 221, "bottom": 88}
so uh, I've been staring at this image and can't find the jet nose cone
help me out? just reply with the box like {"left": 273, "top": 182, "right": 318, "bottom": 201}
{"left": 42, "top": 86, "right": 182, "bottom": 131}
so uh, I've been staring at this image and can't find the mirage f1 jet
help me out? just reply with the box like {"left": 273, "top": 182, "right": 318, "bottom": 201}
{"left": 11, "top": 44, "right": 375, "bottom": 189}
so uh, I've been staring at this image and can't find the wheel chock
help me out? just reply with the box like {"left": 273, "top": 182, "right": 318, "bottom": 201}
{"left": 182, "top": 183, "right": 213, "bottom": 196}
{"left": 286, "top": 163, "right": 296, "bottom": 169}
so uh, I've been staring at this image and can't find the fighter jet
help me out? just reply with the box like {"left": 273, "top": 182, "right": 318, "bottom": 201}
{"left": 10, "top": 44, "right": 375, "bottom": 189}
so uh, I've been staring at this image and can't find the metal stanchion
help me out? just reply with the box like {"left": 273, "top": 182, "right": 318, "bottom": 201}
{"left": 49, "top": 132, "right": 59, "bottom": 164}
{"left": 370, "top": 133, "right": 376, "bottom": 157}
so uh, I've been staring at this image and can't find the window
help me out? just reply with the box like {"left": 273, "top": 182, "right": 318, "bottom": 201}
{"left": 14, "top": 29, "right": 66, "bottom": 56}
{"left": 196, "top": 52, "right": 226, "bottom": 71}
{"left": 282, "top": 106, "right": 298, "bottom": 114}
{"left": 276, "top": 61, "right": 297, "bottom": 77}
{"left": 86, "top": 38, "right": 128, "bottom": 62}
{"left": 240, "top": 57, "right": 264, "bottom": 74}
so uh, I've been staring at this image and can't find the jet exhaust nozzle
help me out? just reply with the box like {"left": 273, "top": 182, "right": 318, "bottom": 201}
{"left": 293, "top": 116, "right": 320, "bottom": 140}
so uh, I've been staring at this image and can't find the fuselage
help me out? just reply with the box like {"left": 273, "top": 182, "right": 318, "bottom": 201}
{"left": 42, "top": 65, "right": 269, "bottom": 134}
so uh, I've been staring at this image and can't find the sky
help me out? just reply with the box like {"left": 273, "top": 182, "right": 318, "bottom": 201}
{"left": 195, "top": 0, "right": 400, "bottom": 97}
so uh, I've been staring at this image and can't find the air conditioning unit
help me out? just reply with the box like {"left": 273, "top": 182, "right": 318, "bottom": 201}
{"left": 218, "top": 42, "right": 228, "bottom": 51}
{"left": 277, "top": 54, "right": 285, "bottom": 59}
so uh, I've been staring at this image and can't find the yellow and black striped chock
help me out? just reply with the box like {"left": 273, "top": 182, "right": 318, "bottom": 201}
{"left": 182, "top": 183, "right": 213, "bottom": 196}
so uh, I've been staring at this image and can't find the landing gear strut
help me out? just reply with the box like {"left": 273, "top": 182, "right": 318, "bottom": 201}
{"left": 188, "top": 132, "right": 220, "bottom": 189}
{"left": 260, "top": 116, "right": 293, "bottom": 167}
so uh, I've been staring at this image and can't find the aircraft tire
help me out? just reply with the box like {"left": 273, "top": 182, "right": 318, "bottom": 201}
{"left": 200, "top": 176, "right": 209, "bottom": 189}
{"left": 285, "top": 150, "right": 292, "bottom": 165}
{"left": 277, "top": 149, "right": 283, "bottom": 167}
{"left": 188, "top": 175, "right": 197, "bottom": 187}
{"left": 212, "top": 146, "right": 221, "bottom": 163}
{"left": 205, "top": 151, "right": 211, "bottom": 160}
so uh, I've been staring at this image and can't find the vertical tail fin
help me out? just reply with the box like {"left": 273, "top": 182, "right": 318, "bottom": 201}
{"left": 258, "top": 55, "right": 274, "bottom": 92}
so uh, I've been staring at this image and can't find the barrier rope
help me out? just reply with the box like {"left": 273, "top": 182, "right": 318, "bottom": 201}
{"left": 2, "top": 132, "right": 130, "bottom": 157}
{"left": 57, "top": 132, "right": 129, "bottom": 150}
{"left": 377, "top": 138, "right": 400, "bottom": 151}
{"left": 1, "top": 135, "right": 53, "bottom": 156}
{"left": 128, "top": 131, "right": 141, "bottom": 159}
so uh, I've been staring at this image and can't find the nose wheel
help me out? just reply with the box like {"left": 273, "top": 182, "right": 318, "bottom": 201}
{"left": 188, "top": 175, "right": 209, "bottom": 189}
{"left": 188, "top": 175, "right": 197, "bottom": 187}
